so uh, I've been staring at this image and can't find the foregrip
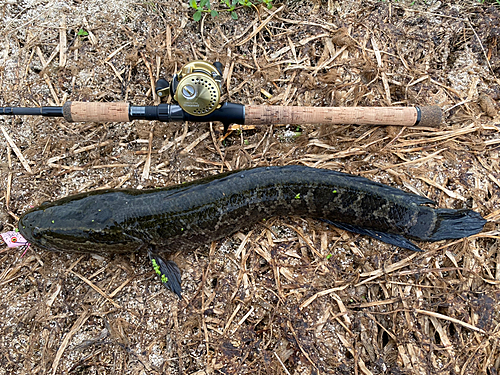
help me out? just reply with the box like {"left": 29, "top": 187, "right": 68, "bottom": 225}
{"left": 244, "top": 105, "right": 442, "bottom": 127}
{"left": 62, "top": 102, "right": 130, "bottom": 122}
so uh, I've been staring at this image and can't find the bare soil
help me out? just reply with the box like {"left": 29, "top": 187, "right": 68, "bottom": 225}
{"left": 1, "top": 0, "right": 500, "bottom": 374}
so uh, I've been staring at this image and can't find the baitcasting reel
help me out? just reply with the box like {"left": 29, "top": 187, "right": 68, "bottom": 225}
{"left": 155, "top": 61, "right": 223, "bottom": 116}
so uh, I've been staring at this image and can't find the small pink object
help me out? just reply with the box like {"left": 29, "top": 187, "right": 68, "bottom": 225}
{"left": 0, "top": 231, "right": 29, "bottom": 248}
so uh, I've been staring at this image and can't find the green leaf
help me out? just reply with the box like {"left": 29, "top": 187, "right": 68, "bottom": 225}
{"left": 200, "top": 0, "right": 209, "bottom": 8}
{"left": 266, "top": 2, "right": 272, "bottom": 9}
{"left": 77, "top": 28, "right": 89, "bottom": 37}
{"left": 211, "top": 9, "right": 219, "bottom": 17}
{"left": 193, "top": 9, "right": 202, "bottom": 21}
{"left": 231, "top": 10, "right": 238, "bottom": 19}
{"left": 189, "top": 0, "right": 197, "bottom": 9}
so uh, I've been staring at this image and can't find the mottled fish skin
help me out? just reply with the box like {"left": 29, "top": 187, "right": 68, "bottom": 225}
{"left": 18, "top": 166, "right": 486, "bottom": 253}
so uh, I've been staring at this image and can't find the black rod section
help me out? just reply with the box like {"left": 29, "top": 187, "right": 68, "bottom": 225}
{"left": 0, "top": 107, "right": 64, "bottom": 116}
{"left": 128, "top": 103, "right": 245, "bottom": 125}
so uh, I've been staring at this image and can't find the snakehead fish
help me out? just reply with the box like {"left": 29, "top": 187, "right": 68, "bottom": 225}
{"left": 18, "top": 165, "right": 486, "bottom": 297}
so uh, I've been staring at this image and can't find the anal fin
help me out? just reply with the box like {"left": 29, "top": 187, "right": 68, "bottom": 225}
{"left": 320, "top": 219, "right": 422, "bottom": 252}
{"left": 148, "top": 250, "right": 183, "bottom": 298}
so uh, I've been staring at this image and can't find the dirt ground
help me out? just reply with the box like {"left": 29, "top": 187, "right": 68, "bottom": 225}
{"left": 1, "top": 0, "right": 500, "bottom": 374}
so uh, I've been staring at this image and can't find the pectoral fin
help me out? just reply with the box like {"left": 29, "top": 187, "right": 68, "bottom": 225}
{"left": 320, "top": 220, "right": 422, "bottom": 252}
{"left": 148, "top": 250, "right": 183, "bottom": 298}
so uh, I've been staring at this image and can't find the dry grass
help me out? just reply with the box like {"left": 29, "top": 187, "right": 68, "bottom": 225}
{"left": 1, "top": 0, "right": 500, "bottom": 374}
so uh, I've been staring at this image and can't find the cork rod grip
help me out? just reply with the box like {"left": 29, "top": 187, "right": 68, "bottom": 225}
{"left": 63, "top": 102, "right": 130, "bottom": 122}
{"left": 244, "top": 106, "right": 442, "bottom": 127}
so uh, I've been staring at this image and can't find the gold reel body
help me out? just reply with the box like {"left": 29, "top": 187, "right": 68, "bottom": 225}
{"left": 172, "top": 61, "right": 222, "bottom": 116}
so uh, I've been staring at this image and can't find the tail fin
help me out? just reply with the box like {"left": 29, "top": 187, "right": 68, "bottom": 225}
{"left": 429, "top": 209, "right": 486, "bottom": 241}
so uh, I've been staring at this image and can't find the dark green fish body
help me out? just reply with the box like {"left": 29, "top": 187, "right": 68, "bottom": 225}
{"left": 18, "top": 166, "right": 486, "bottom": 296}
{"left": 19, "top": 165, "right": 485, "bottom": 254}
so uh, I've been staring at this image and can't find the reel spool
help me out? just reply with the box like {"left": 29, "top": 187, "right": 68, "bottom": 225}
{"left": 156, "top": 61, "right": 223, "bottom": 116}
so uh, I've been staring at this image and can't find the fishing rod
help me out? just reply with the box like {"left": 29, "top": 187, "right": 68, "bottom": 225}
{"left": 0, "top": 61, "right": 443, "bottom": 133}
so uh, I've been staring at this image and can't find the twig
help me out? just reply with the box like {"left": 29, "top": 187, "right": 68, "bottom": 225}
{"left": 416, "top": 176, "right": 466, "bottom": 201}
{"left": 142, "top": 126, "right": 154, "bottom": 181}
{"left": 180, "top": 132, "right": 209, "bottom": 155}
{"left": 274, "top": 352, "right": 291, "bottom": 375}
{"left": 6, "top": 146, "right": 12, "bottom": 209}
{"left": 166, "top": 25, "right": 172, "bottom": 60}
{"left": 360, "top": 149, "right": 446, "bottom": 174}
{"left": 59, "top": 16, "right": 67, "bottom": 68}
{"left": 51, "top": 309, "right": 91, "bottom": 375}
{"left": 287, "top": 320, "right": 319, "bottom": 372}
{"left": 68, "top": 270, "right": 121, "bottom": 308}
{"left": 235, "top": 5, "right": 285, "bottom": 46}
{"left": 414, "top": 308, "right": 486, "bottom": 334}
{"left": 1, "top": 126, "right": 33, "bottom": 174}
{"left": 300, "top": 284, "right": 349, "bottom": 309}
{"left": 468, "top": 18, "right": 498, "bottom": 82}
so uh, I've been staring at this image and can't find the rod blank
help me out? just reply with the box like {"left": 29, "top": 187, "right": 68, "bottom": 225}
{"left": 0, "top": 107, "right": 64, "bottom": 116}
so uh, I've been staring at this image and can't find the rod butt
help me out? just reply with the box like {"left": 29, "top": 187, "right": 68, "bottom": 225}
{"left": 417, "top": 106, "right": 442, "bottom": 127}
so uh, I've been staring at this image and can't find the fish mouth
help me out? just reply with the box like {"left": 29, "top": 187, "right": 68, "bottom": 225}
{"left": 17, "top": 221, "right": 33, "bottom": 242}
{"left": 18, "top": 224, "right": 50, "bottom": 249}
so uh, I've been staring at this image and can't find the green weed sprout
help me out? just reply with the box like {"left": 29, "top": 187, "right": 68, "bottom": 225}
{"left": 189, "top": 0, "right": 273, "bottom": 21}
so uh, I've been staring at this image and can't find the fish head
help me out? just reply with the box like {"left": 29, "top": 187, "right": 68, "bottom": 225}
{"left": 18, "top": 193, "right": 142, "bottom": 254}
